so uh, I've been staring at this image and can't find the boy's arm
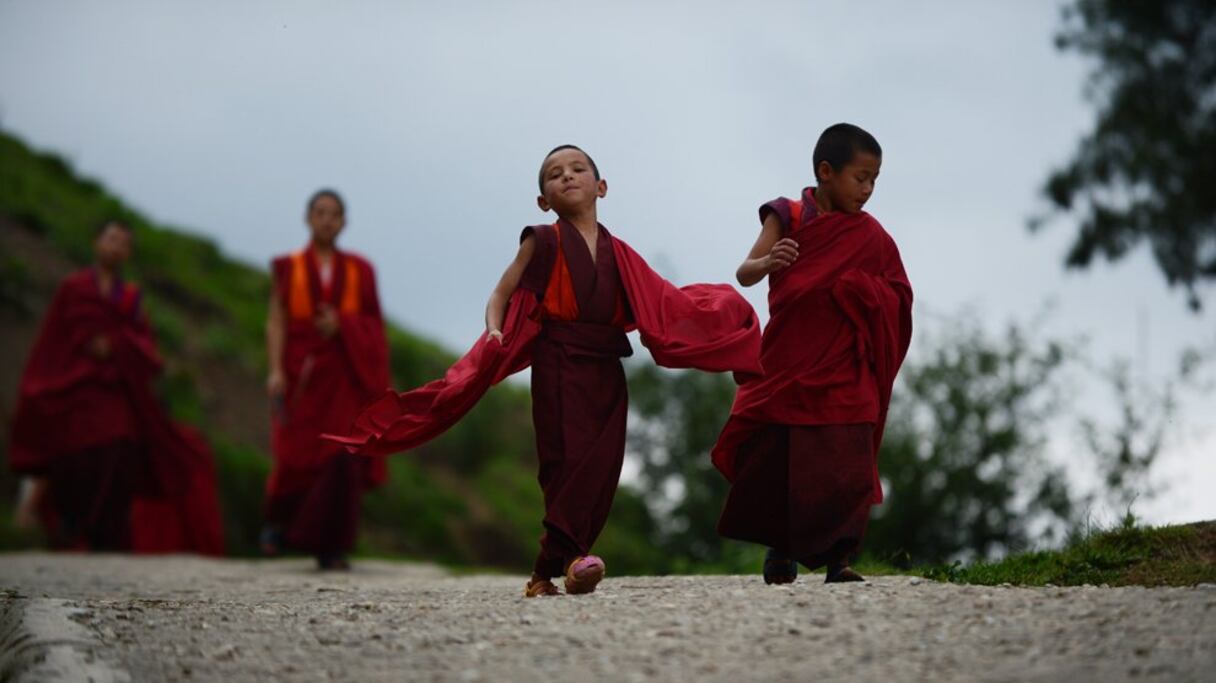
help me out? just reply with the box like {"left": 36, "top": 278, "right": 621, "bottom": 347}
{"left": 266, "top": 283, "right": 287, "bottom": 399}
{"left": 484, "top": 235, "right": 536, "bottom": 342}
{"left": 736, "top": 214, "right": 798, "bottom": 287}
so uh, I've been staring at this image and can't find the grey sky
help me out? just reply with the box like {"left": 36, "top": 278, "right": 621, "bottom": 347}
{"left": 2, "top": 1, "right": 1213, "bottom": 525}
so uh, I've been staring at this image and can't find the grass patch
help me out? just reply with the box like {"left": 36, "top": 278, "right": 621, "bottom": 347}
{"left": 921, "top": 515, "right": 1216, "bottom": 587}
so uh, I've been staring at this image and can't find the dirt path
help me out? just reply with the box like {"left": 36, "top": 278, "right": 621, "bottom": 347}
{"left": 0, "top": 553, "right": 1212, "bottom": 682}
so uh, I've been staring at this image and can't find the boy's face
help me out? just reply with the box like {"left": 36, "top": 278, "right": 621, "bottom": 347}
{"left": 819, "top": 151, "right": 881, "bottom": 214}
{"left": 307, "top": 195, "right": 346, "bottom": 246}
{"left": 537, "top": 148, "right": 607, "bottom": 214}
{"left": 94, "top": 223, "right": 132, "bottom": 270}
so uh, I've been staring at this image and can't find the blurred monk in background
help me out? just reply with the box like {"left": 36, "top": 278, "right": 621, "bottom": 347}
{"left": 9, "top": 219, "right": 224, "bottom": 555}
{"left": 263, "top": 189, "right": 389, "bottom": 570}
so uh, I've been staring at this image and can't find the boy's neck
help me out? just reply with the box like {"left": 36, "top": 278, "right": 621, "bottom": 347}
{"left": 811, "top": 186, "right": 836, "bottom": 214}
{"left": 559, "top": 207, "right": 599, "bottom": 236}
{"left": 311, "top": 240, "right": 336, "bottom": 261}
{"left": 94, "top": 264, "right": 118, "bottom": 294}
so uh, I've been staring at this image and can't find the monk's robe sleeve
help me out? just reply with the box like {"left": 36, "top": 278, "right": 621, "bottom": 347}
{"left": 611, "top": 238, "right": 763, "bottom": 379}
{"left": 337, "top": 259, "right": 390, "bottom": 395}
{"left": 758, "top": 197, "right": 793, "bottom": 232}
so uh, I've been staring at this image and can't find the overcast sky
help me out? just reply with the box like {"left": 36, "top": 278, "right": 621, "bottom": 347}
{"left": 2, "top": 1, "right": 1213, "bottom": 526}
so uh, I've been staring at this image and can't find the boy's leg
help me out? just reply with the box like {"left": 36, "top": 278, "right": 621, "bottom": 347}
{"left": 786, "top": 424, "right": 874, "bottom": 572}
{"left": 763, "top": 547, "right": 799, "bottom": 585}
{"left": 718, "top": 426, "right": 791, "bottom": 548}
{"left": 280, "top": 452, "right": 361, "bottom": 569}
{"left": 824, "top": 541, "right": 865, "bottom": 583}
{"left": 530, "top": 345, "right": 627, "bottom": 595}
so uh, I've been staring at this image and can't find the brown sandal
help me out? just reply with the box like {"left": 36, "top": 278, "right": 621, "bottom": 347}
{"left": 825, "top": 565, "right": 865, "bottom": 583}
{"left": 524, "top": 577, "right": 560, "bottom": 597}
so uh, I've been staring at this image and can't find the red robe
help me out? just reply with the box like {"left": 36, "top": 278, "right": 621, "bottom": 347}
{"left": 712, "top": 189, "right": 913, "bottom": 566}
{"left": 266, "top": 247, "right": 389, "bottom": 556}
{"left": 9, "top": 268, "right": 224, "bottom": 555}
{"left": 324, "top": 222, "right": 762, "bottom": 576}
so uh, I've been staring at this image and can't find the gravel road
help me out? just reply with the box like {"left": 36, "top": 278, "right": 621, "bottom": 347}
{"left": 1, "top": 553, "right": 1212, "bottom": 682}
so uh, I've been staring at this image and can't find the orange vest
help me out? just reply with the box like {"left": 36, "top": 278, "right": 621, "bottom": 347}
{"left": 535, "top": 224, "right": 628, "bottom": 325}
{"left": 284, "top": 250, "right": 361, "bottom": 320}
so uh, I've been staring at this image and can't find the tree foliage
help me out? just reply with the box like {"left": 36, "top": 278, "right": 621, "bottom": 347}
{"left": 1037, "top": 0, "right": 1216, "bottom": 309}
{"left": 625, "top": 314, "right": 1174, "bottom": 568}
{"left": 626, "top": 364, "right": 759, "bottom": 572}
{"left": 865, "top": 319, "right": 1077, "bottom": 564}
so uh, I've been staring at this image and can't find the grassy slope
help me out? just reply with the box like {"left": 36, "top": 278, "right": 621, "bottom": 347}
{"left": 922, "top": 517, "right": 1216, "bottom": 587}
{"left": 0, "top": 130, "right": 657, "bottom": 570}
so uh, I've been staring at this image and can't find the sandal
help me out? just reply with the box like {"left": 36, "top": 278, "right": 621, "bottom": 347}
{"left": 259, "top": 525, "right": 283, "bottom": 556}
{"left": 563, "top": 555, "right": 606, "bottom": 595}
{"left": 825, "top": 564, "right": 865, "bottom": 583}
{"left": 524, "top": 577, "right": 560, "bottom": 598}
{"left": 763, "top": 548, "right": 798, "bottom": 585}
{"left": 317, "top": 554, "right": 351, "bottom": 571}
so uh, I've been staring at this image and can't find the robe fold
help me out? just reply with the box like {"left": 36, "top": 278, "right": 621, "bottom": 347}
{"left": 323, "top": 221, "right": 761, "bottom": 577}
{"left": 712, "top": 189, "right": 912, "bottom": 566}
{"left": 267, "top": 247, "right": 389, "bottom": 556}
{"left": 8, "top": 269, "right": 224, "bottom": 555}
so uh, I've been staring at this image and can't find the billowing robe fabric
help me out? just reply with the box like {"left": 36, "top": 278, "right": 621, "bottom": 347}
{"left": 324, "top": 221, "right": 763, "bottom": 576}
{"left": 267, "top": 247, "right": 389, "bottom": 557}
{"left": 8, "top": 268, "right": 224, "bottom": 555}
{"left": 712, "top": 188, "right": 913, "bottom": 568}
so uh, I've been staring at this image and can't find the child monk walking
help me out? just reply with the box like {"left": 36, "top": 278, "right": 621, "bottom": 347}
{"left": 712, "top": 124, "right": 913, "bottom": 584}
{"left": 327, "top": 145, "right": 762, "bottom": 596}
{"left": 263, "top": 190, "right": 390, "bottom": 570}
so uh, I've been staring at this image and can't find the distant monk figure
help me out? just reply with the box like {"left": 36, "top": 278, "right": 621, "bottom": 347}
{"left": 8, "top": 220, "right": 224, "bottom": 555}
{"left": 712, "top": 123, "right": 913, "bottom": 584}
{"left": 263, "top": 189, "right": 390, "bottom": 570}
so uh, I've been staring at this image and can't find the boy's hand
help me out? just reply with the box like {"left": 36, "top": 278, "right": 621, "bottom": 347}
{"left": 487, "top": 329, "right": 504, "bottom": 344}
{"left": 766, "top": 238, "right": 799, "bottom": 273}
{"left": 267, "top": 370, "right": 286, "bottom": 400}
{"left": 315, "top": 304, "right": 340, "bottom": 338}
{"left": 87, "top": 334, "right": 112, "bottom": 360}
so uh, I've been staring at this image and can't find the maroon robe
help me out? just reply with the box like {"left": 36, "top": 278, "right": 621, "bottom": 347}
{"left": 267, "top": 247, "right": 389, "bottom": 557}
{"left": 324, "top": 221, "right": 764, "bottom": 576}
{"left": 9, "top": 269, "right": 224, "bottom": 555}
{"left": 519, "top": 220, "right": 634, "bottom": 577}
{"left": 712, "top": 189, "right": 913, "bottom": 568}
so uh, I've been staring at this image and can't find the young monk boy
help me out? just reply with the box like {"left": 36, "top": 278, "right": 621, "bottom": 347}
{"left": 9, "top": 220, "right": 224, "bottom": 555}
{"left": 263, "top": 189, "right": 390, "bottom": 570}
{"left": 712, "top": 123, "right": 913, "bottom": 584}
{"left": 326, "top": 145, "right": 762, "bottom": 596}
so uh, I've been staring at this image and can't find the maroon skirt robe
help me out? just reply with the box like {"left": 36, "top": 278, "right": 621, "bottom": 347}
{"left": 521, "top": 221, "right": 633, "bottom": 578}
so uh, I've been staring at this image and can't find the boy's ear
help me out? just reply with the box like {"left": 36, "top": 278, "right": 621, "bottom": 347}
{"left": 816, "top": 160, "right": 835, "bottom": 183}
{"left": 596, "top": 178, "right": 608, "bottom": 198}
{"left": 537, "top": 195, "right": 552, "bottom": 212}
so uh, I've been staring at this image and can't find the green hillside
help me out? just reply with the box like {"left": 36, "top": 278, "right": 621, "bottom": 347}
{"left": 0, "top": 130, "right": 657, "bottom": 571}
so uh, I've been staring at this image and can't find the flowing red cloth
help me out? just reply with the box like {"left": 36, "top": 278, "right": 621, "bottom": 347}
{"left": 266, "top": 247, "right": 389, "bottom": 554}
{"left": 8, "top": 269, "right": 224, "bottom": 555}
{"left": 711, "top": 189, "right": 913, "bottom": 502}
{"left": 324, "top": 228, "right": 762, "bottom": 456}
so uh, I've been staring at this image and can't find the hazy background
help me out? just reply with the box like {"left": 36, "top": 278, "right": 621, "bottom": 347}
{"left": 1, "top": 0, "right": 1212, "bottom": 525}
